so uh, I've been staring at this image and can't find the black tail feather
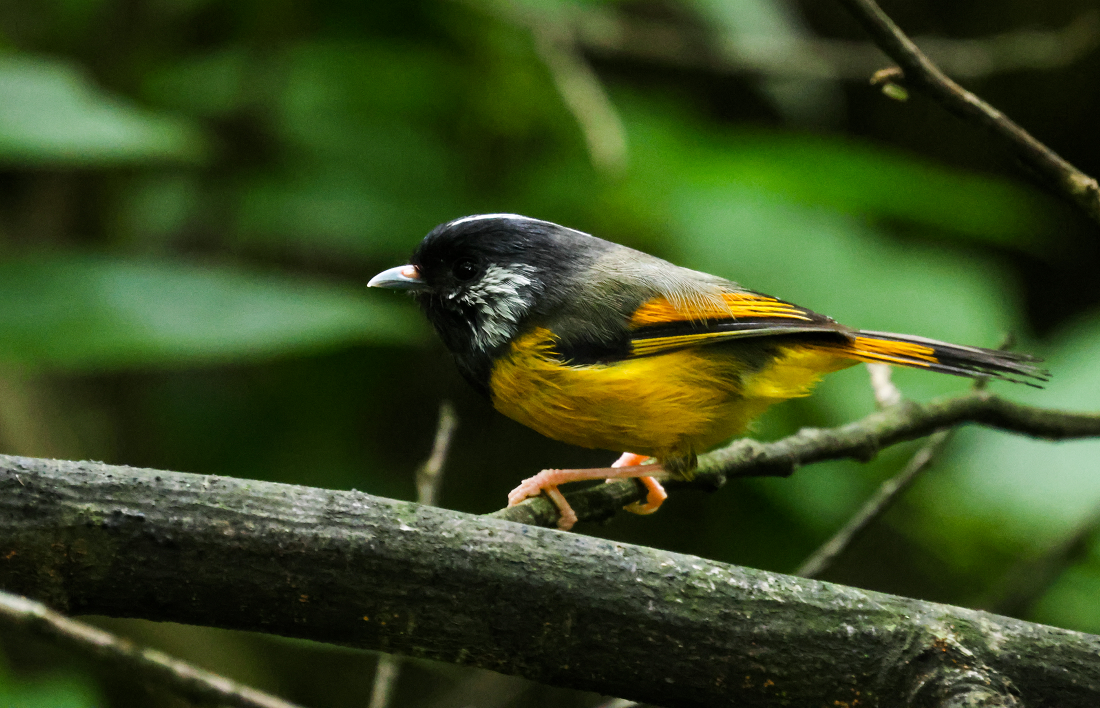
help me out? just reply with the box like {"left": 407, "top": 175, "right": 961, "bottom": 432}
{"left": 854, "top": 330, "right": 1049, "bottom": 388}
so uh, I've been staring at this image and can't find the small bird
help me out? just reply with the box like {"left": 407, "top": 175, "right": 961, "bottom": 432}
{"left": 369, "top": 214, "right": 1046, "bottom": 530}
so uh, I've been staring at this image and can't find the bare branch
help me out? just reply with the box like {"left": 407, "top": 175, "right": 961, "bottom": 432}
{"left": 0, "top": 454, "right": 1088, "bottom": 706}
{"left": 533, "top": 27, "right": 629, "bottom": 175}
{"left": 415, "top": 401, "right": 458, "bottom": 509}
{"left": 494, "top": 391, "right": 1100, "bottom": 529}
{"left": 836, "top": 0, "right": 1100, "bottom": 224}
{"left": 570, "top": 6, "right": 1100, "bottom": 81}
{"left": 867, "top": 362, "right": 903, "bottom": 409}
{"left": 796, "top": 428, "right": 951, "bottom": 579}
{"left": 0, "top": 589, "right": 303, "bottom": 708}
{"left": 706, "top": 391, "right": 1098, "bottom": 477}
{"left": 799, "top": 343, "right": 1011, "bottom": 579}
{"left": 367, "top": 657, "right": 401, "bottom": 708}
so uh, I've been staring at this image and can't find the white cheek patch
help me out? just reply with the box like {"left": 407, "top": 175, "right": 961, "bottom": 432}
{"left": 457, "top": 263, "right": 538, "bottom": 351}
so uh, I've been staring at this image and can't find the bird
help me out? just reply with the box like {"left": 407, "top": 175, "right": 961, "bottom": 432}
{"left": 369, "top": 214, "right": 1047, "bottom": 530}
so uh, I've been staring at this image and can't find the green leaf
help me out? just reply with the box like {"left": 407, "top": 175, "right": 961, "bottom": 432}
{"left": 234, "top": 164, "right": 465, "bottom": 258}
{"left": 618, "top": 98, "right": 1055, "bottom": 250}
{"left": 0, "top": 55, "right": 207, "bottom": 166}
{"left": 147, "top": 42, "right": 472, "bottom": 258}
{"left": 0, "top": 254, "right": 425, "bottom": 370}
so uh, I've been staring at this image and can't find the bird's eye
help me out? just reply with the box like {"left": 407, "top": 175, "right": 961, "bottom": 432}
{"left": 452, "top": 257, "right": 480, "bottom": 282}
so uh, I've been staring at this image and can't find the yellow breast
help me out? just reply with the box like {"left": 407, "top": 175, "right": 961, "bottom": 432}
{"left": 488, "top": 328, "right": 855, "bottom": 461}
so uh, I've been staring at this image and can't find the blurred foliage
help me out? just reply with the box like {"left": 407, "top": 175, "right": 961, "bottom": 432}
{"left": 0, "top": 55, "right": 206, "bottom": 166}
{"left": 1, "top": 0, "right": 1100, "bottom": 706}
{"left": 0, "top": 651, "right": 99, "bottom": 708}
{"left": 0, "top": 253, "right": 422, "bottom": 369}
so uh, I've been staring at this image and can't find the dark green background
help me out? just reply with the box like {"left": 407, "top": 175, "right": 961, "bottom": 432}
{"left": 2, "top": 0, "right": 1099, "bottom": 706}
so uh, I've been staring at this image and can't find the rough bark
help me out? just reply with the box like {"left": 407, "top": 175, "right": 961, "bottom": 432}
{"left": 2, "top": 454, "right": 1097, "bottom": 707}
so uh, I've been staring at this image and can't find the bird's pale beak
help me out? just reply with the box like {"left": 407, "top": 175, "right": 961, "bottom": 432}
{"left": 368, "top": 265, "right": 428, "bottom": 291}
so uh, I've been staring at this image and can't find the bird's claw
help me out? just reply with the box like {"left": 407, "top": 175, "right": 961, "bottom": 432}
{"left": 506, "top": 469, "right": 559, "bottom": 507}
{"left": 507, "top": 470, "right": 578, "bottom": 530}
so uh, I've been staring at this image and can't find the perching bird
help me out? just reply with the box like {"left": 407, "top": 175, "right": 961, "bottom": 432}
{"left": 369, "top": 214, "right": 1046, "bottom": 530}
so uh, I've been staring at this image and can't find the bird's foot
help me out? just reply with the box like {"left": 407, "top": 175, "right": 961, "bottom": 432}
{"left": 610, "top": 453, "right": 667, "bottom": 515}
{"left": 507, "top": 461, "right": 667, "bottom": 531}
{"left": 623, "top": 476, "right": 668, "bottom": 515}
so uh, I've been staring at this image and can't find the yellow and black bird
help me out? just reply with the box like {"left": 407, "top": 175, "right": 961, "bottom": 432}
{"left": 369, "top": 214, "right": 1046, "bottom": 529}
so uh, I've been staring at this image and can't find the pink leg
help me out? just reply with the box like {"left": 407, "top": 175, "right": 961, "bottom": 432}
{"left": 542, "top": 486, "right": 576, "bottom": 531}
{"left": 611, "top": 453, "right": 668, "bottom": 516}
{"left": 611, "top": 452, "right": 649, "bottom": 468}
{"left": 624, "top": 476, "right": 668, "bottom": 515}
{"left": 507, "top": 462, "right": 668, "bottom": 531}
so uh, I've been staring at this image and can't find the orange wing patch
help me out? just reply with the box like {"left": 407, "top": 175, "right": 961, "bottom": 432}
{"left": 629, "top": 292, "right": 814, "bottom": 328}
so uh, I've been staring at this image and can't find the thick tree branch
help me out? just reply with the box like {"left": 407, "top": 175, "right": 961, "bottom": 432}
{"left": 495, "top": 390, "right": 1100, "bottom": 529}
{"left": 1, "top": 455, "right": 1094, "bottom": 706}
{"left": 370, "top": 401, "right": 457, "bottom": 708}
{"left": 837, "top": 0, "right": 1100, "bottom": 224}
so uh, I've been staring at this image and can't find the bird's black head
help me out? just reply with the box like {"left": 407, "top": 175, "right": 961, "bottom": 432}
{"left": 368, "top": 214, "right": 603, "bottom": 391}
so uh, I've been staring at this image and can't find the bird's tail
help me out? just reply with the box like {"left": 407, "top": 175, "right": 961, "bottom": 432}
{"left": 809, "top": 330, "right": 1049, "bottom": 387}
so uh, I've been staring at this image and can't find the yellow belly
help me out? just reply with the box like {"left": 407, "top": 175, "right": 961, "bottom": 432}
{"left": 489, "top": 328, "right": 855, "bottom": 461}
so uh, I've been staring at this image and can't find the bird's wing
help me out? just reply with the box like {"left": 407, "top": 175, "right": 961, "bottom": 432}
{"left": 626, "top": 291, "right": 848, "bottom": 358}
{"left": 623, "top": 292, "right": 1047, "bottom": 385}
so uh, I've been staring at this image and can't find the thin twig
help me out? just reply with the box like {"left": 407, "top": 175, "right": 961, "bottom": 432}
{"left": 367, "top": 657, "right": 401, "bottom": 708}
{"left": 799, "top": 345, "right": 1012, "bottom": 578}
{"left": 369, "top": 401, "right": 458, "bottom": 708}
{"left": 836, "top": 0, "right": 1100, "bottom": 224}
{"left": 531, "top": 26, "right": 628, "bottom": 175}
{"left": 492, "top": 391, "right": 1100, "bottom": 528}
{"left": 571, "top": 6, "right": 1100, "bottom": 81}
{"left": 796, "top": 428, "right": 951, "bottom": 579}
{"left": 458, "top": 0, "right": 628, "bottom": 174}
{"left": 415, "top": 401, "right": 458, "bottom": 508}
{"left": 0, "top": 589, "right": 303, "bottom": 708}
{"left": 867, "top": 363, "right": 902, "bottom": 409}
{"left": 703, "top": 390, "right": 1096, "bottom": 479}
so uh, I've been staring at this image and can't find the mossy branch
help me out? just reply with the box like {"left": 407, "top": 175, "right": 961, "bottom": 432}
{"left": 2, "top": 454, "right": 1099, "bottom": 706}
